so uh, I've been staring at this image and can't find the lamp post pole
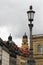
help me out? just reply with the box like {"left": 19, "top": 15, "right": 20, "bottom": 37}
{"left": 28, "top": 21, "right": 33, "bottom": 57}
{"left": 27, "top": 5, "right": 35, "bottom": 65}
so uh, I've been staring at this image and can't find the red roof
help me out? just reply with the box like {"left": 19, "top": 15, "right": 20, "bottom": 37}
{"left": 19, "top": 48, "right": 29, "bottom": 57}
{"left": 0, "top": 39, "right": 29, "bottom": 57}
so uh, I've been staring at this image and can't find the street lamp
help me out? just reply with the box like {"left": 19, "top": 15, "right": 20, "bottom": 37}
{"left": 27, "top": 5, "right": 35, "bottom": 65}
{"left": 27, "top": 5, "right": 35, "bottom": 21}
{"left": 27, "top": 5, "right": 35, "bottom": 55}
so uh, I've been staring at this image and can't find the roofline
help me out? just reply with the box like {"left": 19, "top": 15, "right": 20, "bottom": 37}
{"left": 32, "top": 34, "right": 43, "bottom": 39}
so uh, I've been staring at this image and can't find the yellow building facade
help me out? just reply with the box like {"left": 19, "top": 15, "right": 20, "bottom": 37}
{"left": 21, "top": 33, "right": 29, "bottom": 49}
{"left": 17, "top": 34, "right": 43, "bottom": 65}
{"left": 17, "top": 33, "right": 29, "bottom": 65}
{"left": 32, "top": 34, "right": 43, "bottom": 65}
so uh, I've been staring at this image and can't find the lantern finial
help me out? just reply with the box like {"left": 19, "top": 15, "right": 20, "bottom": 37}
{"left": 30, "top": 5, "right": 32, "bottom": 10}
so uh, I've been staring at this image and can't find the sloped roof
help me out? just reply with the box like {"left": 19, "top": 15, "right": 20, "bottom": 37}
{"left": 19, "top": 48, "right": 29, "bottom": 57}
{"left": 0, "top": 38, "right": 3, "bottom": 43}
{"left": 0, "top": 38, "right": 29, "bottom": 57}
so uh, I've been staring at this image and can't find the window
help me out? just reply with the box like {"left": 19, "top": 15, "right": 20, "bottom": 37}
{"left": 37, "top": 44, "right": 42, "bottom": 54}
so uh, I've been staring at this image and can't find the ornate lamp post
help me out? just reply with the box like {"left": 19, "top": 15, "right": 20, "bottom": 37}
{"left": 27, "top": 5, "right": 35, "bottom": 65}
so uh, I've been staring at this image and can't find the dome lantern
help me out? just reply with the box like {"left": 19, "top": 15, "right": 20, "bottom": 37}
{"left": 8, "top": 33, "right": 12, "bottom": 41}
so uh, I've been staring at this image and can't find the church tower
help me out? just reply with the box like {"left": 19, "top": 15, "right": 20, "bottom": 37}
{"left": 16, "top": 33, "right": 29, "bottom": 65}
{"left": 21, "top": 33, "right": 29, "bottom": 49}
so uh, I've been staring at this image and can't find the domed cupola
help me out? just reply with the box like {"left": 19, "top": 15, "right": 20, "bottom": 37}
{"left": 8, "top": 34, "right": 12, "bottom": 41}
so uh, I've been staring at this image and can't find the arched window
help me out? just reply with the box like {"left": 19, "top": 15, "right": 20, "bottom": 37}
{"left": 37, "top": 44, "right": 42, "bottom": 54}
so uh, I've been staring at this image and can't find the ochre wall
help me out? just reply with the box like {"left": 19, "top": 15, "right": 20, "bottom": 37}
{"left": 32, "top": 36, "right": 43, "bottom": 65}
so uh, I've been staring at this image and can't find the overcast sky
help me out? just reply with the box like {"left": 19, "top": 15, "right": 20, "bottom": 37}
{"left": 0, "top": 0, "right": 43, "bottom": 47}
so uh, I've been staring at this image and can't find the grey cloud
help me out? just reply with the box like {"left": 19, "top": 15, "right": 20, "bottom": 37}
{"left": 0, "top": 0, "right": 43, "bottom": 40}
